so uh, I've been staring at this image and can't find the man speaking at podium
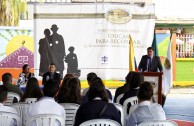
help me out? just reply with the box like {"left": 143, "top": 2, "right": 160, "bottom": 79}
{"left": 138, "top": 47, "right": 163, "bottom": 72}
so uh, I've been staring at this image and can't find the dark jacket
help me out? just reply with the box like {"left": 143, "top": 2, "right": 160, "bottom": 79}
{"left": 42, "top": 72, "right": 61, "bottom": 86}
{"left": 114, "top": 83, "right": 129, "bottom": 103}
{"left": 119, "top": 88, "right": 139, "bottom": 105}
{"left": 74, "top": 100, "right": 121, "bottom": 126}
{"left": 3, "top": 83, "right": 23, "bottom": 103}
{"left": 138, "top": 55, "right": 163, "bottom": 72}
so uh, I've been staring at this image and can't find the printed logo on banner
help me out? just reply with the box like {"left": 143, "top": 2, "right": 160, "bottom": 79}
{"left": 101, "top": 56, "right": 108, "bottom": 64}
{"left": 105, "top": 8, "right": 132, "bottom": 24}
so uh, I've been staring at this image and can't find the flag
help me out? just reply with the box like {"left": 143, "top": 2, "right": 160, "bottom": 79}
{"left": 129, "top": 35, "right": 137, "bottom": 71}
{"left": 152, "top": 31, "right": 159, "bottom": 56}
{"left": 162, "top": 40, "right": 173, "bottom": 95}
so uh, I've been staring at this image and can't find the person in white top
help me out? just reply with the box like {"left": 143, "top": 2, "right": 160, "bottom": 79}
{"left": 24, "top": 79, "right": 66, "bottom": 126}
{"left": 0, "top": 85, "right": 19, "bottom": 126}
{"left": 127, "top": 81, "right": 166, "bottom": 126}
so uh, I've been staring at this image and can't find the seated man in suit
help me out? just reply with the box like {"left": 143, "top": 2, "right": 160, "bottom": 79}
{"left": 126, "top": 81, "right": 166, "bottom": 126}
{"left": 42, "top": 63, "right": 61, "bottom": 86}
{"left": 0, "top": 85, "right": 19, "bottom": 126}
{"left": 138, "top": 47, "right": 163, "bottom": 72}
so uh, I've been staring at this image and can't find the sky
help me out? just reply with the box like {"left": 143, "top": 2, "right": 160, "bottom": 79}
{"left": 153, "top": 0, "right": 194, "bottom": 19}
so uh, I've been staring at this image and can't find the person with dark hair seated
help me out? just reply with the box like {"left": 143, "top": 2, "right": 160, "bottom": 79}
{"left": 74, "top": 77, "right": 121, "bottom": 126}
{"left": 114, "top": 72, "right": 134, "bottom": 103}
{"left": 25, "top": 79, "right": 66, "bottom": 126}
{"left": 82, "top": 72, "right": 97, "bottom": 96}
{"left": 83, "top": 72, "right": 113, "bottom": 101}
{"left": 55, "top": 77, "right": 70, "bottom": 102}
{"left": 126, "top": 81, "right": 166, "bottom": 126}
{"left": 42, "top": 63, "right": 61, "bottom": 86}
{"left": 2, "top": 73, "right": 23, "bottom": 102}
{"left": 56, "top": 78, "right": 87, "bottom": 104}
{"left": 120, "top": 72, "right": 144, "bottom": 105}
{"left": 20, "top": 77, "right": 43, "bottom": 102}
{"left": 17, "top": 64, "right": 34, "bottom": 86}
{"left": 0, "top": 85, "right": 18, "bottom": 126}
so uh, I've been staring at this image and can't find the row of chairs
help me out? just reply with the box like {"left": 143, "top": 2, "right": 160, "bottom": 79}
{"left": 4, "top": 92, "right": 178, "bottom": 126}
{"left": 0, "top": 112, "right": 178, "bottom": 126}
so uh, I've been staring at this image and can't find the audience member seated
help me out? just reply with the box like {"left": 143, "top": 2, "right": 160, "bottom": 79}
{"left": 55, "top": 78, "right": 70, "bottom": 101}
{"left": 57, "top": 78, "right": 88, "bottom": 105}
{"left": 74, "top": 77, "right": 121, "bottom": 126}
{"left": 114, "top": 72, "right": 133, "bottom": 103}
{"left": 0, "top": 85, "right": 19, "bottom": 126}
{"left": 2, "top": 73, "right": 23, "bottom": 102}
{"left": 120, "top": 72, "right": 144, "bottom": 105}
{"left": 24, "top": 79, "right": 66, "bottom": 126}
{"left": 126, "top": 81, "right": 166, "bottom": 126}
{"left": 42, "top": 63, "right": 61, "bottom": 86}
{"left": 17, "top": 64, "right": 34, "bottom": 87}
{"left": 82, "top": 72, "right": 97, "bottom": 96}
{"left": 64, "top": 73, "right": 75, "bottom": 79}
{"left": 20, "top": 77, "right": 43, "bottom": 102}
{"left": 83, "top": 72, "right": 113, "bottom": 101}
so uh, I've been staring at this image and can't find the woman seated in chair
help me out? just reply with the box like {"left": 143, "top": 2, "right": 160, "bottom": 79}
{"left": 20, "top": 77, "right": 43, "bottom": 102}
{"left": 120, "top": 72, "right": 144, "bottom": 105}
{"left": 74, "top": 77, "right": 121, "bottom": 126}
{"left": 17, "top": 64, "right": 34, "bottom": 87}
{"left": 126, "top": 82, "right": 166, "bottom": 126}
{"left": 56, "top": 78, "right": 87, "bottom": 105}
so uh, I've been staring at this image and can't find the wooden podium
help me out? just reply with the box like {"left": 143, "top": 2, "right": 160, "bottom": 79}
{"left": 142, "top": 72, "right": 163, "bottom": 105}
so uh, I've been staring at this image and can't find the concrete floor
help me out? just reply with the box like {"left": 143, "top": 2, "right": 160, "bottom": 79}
{"left": 163, "top": 88, "right": 194, "bottom": 122}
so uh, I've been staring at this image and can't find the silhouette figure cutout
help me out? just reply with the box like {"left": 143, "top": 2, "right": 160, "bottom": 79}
{"left": 65, "top": 46, "right": 79, "bottom": 75}
{"left": 49, "top": 24, "right": 66, "bottom": 78}
{"left": 39, "top": 29, "right": 53, "bottom": 76}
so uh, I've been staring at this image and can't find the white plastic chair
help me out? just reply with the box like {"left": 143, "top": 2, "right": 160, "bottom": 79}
{"left": 11, "top": 103, "right": 29, "bottom": 126}
{"left": 60, "top": 103, "right": 80, "bottom": 126}
{"left": 114, "top": 103, "right": 124, "bottom": 126}
{"left": 123, "top": 96, "right": 138, "bottom": 120}
{"left": 138, "top": 120, "right": 178, "bottom": 126}
{"left": 4, "top": 92, "right": 21, "bottom": 106}
{"left": 116, "top": 93, "right": 124, "bottom": 103}
{"left": 0, "top": 111, "right": 20, "bottom": 126}
{"left": 79, "top": 119, "right": 121, "bottom": 126}
{"left": 26, "top": 114, "right": 65, "bottom": 126}
{"left": 25, "top": 98, "right": 37, "bottom": 103}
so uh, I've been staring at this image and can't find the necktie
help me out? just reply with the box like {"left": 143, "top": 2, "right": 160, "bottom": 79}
{"left": 51, "top": 74, "right": 54, "bottom": 79}
{"left": 148, "top": 57, "right": 151, "bottom": 72}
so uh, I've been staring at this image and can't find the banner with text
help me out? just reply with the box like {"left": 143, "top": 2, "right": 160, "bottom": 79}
{"left": 34, "top": 3, "right": 155, "bottom": 80}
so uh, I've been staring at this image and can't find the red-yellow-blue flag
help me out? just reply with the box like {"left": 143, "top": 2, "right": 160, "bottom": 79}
{"left": 129, "top": 35, "right": 137, "bottom": 71}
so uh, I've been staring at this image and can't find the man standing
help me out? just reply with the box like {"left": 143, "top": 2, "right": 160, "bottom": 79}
{"left": 138, "top": 47, "right": 163, "bottom": 72}
{"left": 42, "top": 63, "right": 61, "bottom": 87}
{"left": 50, "top": 24, "right": 66, "bottom": 78}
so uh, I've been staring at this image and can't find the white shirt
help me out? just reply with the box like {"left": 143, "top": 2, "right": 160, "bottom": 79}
{"left": 0, "top": 103, "right": 18, "bottom": 126}
{"left": 24, "top": 97, "right": 66, "bottom": 126}
{"left": 82, "top": 88, "right": 89, "bottom": 96}
{"left": 126, "top": 101, "right": 166, "bottom": 126}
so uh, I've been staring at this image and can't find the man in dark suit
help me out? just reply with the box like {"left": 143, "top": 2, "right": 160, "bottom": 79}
{"left": 42, "top": 63, "right": 61, "bottom": 87}
{"left": 138, "top": 47, "right": 163, "bottom": 72}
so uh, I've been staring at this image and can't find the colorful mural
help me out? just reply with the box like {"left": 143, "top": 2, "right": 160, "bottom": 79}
{"left": 0, "top": 28, "right": 34, "bottom": 80}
